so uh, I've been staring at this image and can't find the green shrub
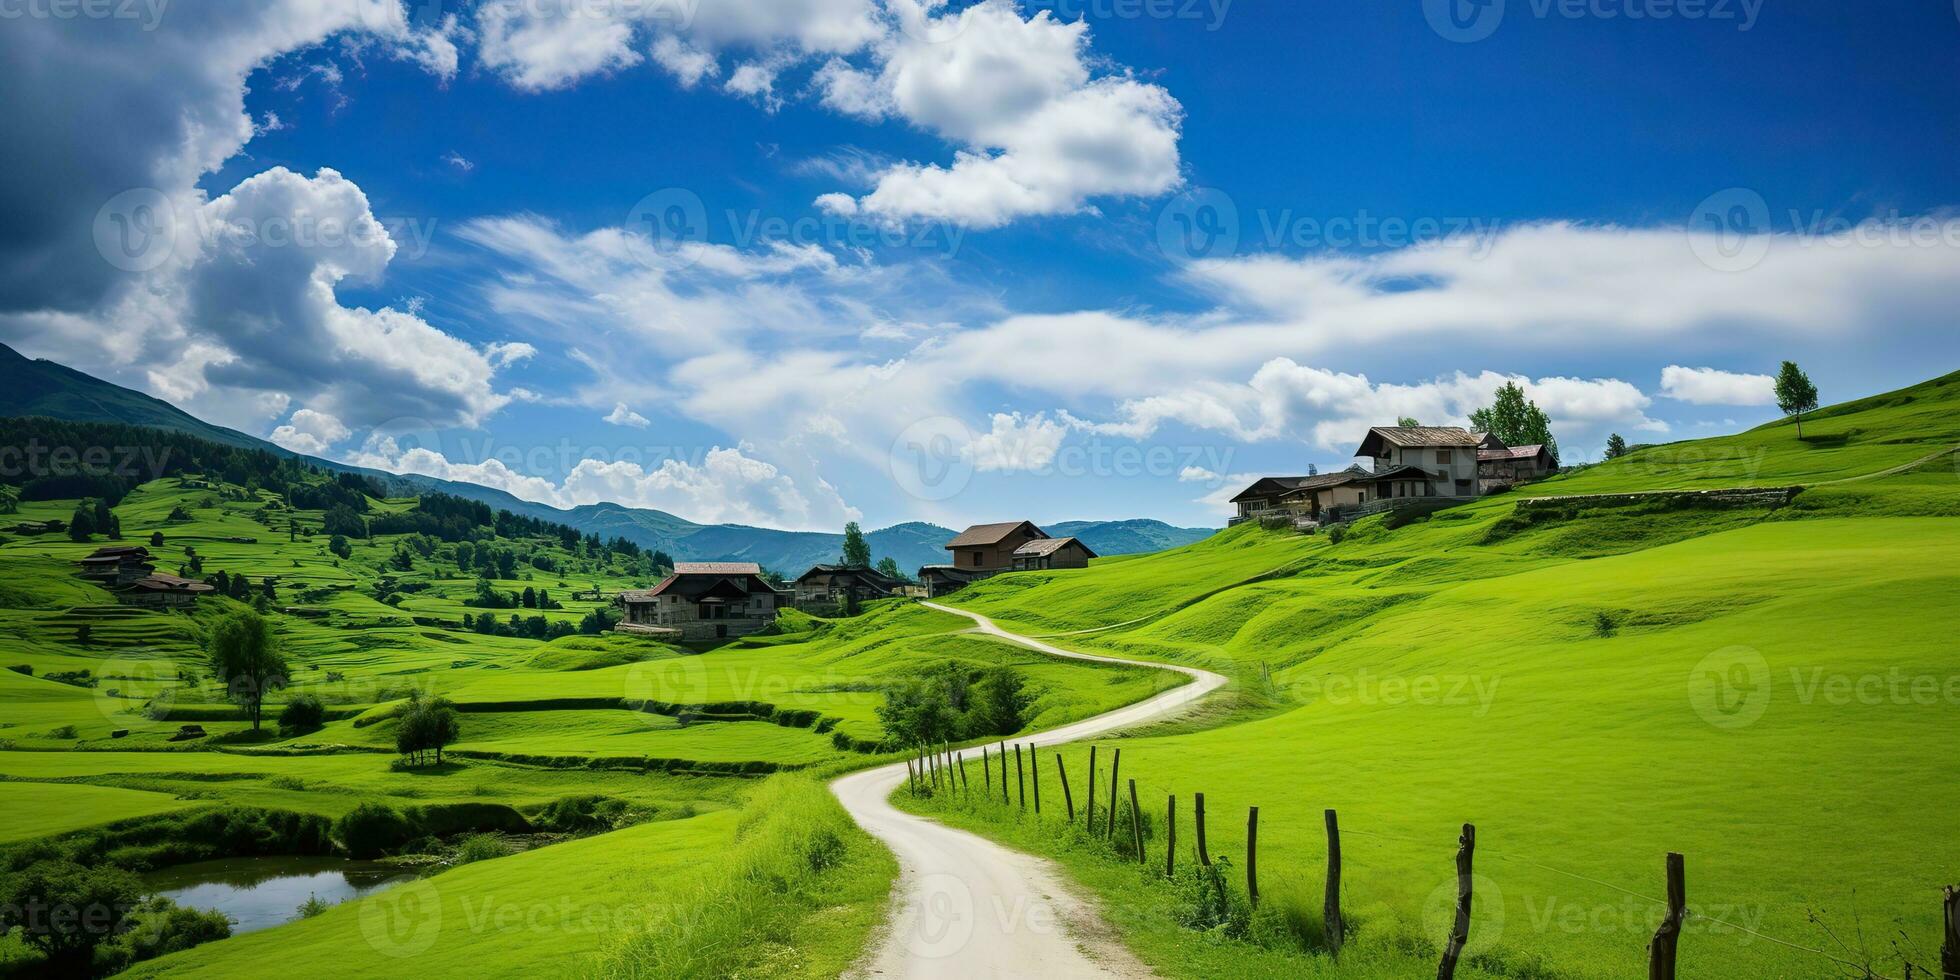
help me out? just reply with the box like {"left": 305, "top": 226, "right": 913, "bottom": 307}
{"left": 94, "top": 896, "right": 232, "bottom": 973}
{"left": 297, "top": 894, "right": 330, "bottom": 918}
{"left": 1325, "top": 524, "right": 1347, "bottom": 544}
{"left": 6, "top": 664, "right": 29, "bottom": 676}
{"left": 531, "top": 795, "right": 628, "bottom": 834}
{"left": 335, "top": 802, "right": 412, "bottom": 859}
{"left": 1593, "top": 610, "right": 1619, "bottom": 637}
{"left": 278, "top": 694, "right": 326, "bottom": 734}
{"left": 454, "top": 833, "right": 512, "bottom": 865}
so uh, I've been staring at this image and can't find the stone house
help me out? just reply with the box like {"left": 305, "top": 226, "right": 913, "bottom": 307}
{"left": 615, "top": 562, "right": 781, "bottom": 642}
{"left": 1010, "top": 537, "right": 1098, "bottom": 572}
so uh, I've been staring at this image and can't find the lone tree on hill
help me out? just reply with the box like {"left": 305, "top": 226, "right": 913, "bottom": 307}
{"left": 1470, "top": 382, "right": 1560, "bottom": 466}
{"left": 208, "top": 609, "right": 287, "bottom": 731}
{"left": 1605, "top": 433, "right": 1628, "bottom": 459}
{"left": 66, "top": 505, "right": 94, "bottom": 542}
{"left": 840, "top": 521, "right": 872, "bottom": 569}
{"left": 1774, "top": 360, "right": 1820, "bottom": 438}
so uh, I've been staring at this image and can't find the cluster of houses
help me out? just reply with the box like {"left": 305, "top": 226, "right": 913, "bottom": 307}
{"left": 609, "top": 521, "right": 1101, "bottom": 641}
{"left": 1229, "top": 425, "right": 1554, "bottom": 526}
{"left": 75, "top": 546, "right": 215, "bottom": 609}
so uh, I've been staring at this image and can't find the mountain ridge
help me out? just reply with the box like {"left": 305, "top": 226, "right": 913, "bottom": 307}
{"left": 0, "top": 343, "right": 1214, "bottom": 572}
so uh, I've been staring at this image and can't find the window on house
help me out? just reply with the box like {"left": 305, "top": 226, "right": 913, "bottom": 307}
{"left": 1437, "top": 449, "right": 1452, "bottom": 464}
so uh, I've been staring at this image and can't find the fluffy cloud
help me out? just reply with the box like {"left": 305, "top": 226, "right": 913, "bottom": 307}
{"left": 1660, "top": 365, "right": 1777, "bottom": 405}
{"left": 268, "top": 408, "right": 352, "bottom": 456}
{"left": 816, "top": 1, "right": 1183, "bottom": 227}
{"left": 963, "top": 412, "right": 1067, "bottom": 472}
{"left": 604, "top": 403, "right": 652, "bottom": 428}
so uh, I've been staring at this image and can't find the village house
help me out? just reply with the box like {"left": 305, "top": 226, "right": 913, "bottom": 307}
{"left": 78, "top": 546, "right": 155, "bottom": 586}
{"left": 1010, "top": 536, "right": 1098, "bottom": 572}
{"left": 117, "top": 573, "right": 214, "bottom": 610}
{"left": 918, "top": 521, "right": 1049, "bottom": 597}
{"left": 1227, "top": 425, "right": 1490, "bottom": 528}
{"left": 1477, "top": 434, "right": 1556, "bottom": 491}
{"left": 793, "top": 565, "right": 903, "bottom": 608}
{"left": 615, "top": 562, "right": 781, "bottom": 642}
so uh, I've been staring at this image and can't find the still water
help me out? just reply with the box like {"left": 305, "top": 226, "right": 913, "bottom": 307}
{"left": 144, "top": 856, "right": 414, "bottom": 934}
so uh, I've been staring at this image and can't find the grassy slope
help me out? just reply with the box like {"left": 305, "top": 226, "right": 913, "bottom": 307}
{"left": 920, "top": 377, "right": 1960, "bottom": 979}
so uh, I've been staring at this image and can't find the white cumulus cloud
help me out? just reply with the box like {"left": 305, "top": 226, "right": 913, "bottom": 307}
{"left": 1660, "top": 365, "right": 1777, "bottom": 405}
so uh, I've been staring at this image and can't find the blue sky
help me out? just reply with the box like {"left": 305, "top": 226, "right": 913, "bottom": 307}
{"left": 4, "top": 1, "right": 1959, "bottom": 531}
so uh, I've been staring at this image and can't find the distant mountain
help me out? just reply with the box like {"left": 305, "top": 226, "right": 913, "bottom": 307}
{"left": 0, "top": 343, "right": 1214, "bottom": 571}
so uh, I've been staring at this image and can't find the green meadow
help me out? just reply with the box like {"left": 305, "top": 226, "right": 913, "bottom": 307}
{"left": 912, "top": 372, "right": 1960, "bottom": 979}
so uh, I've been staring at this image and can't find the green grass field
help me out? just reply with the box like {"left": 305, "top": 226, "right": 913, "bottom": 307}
{"left": 911, "top": 375, "right": 1960, "bottom": 979}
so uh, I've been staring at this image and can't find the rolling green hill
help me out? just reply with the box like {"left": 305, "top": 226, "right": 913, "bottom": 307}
{"left": 902, "top": 369, "right": 1960, "bottom": 979}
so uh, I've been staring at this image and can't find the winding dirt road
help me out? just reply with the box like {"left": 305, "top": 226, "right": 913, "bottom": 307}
{"left": 833, "top": 602, "right": 1227, "bottom": 979}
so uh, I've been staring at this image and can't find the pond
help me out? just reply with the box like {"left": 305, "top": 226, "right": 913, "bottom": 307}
{"left": 144, "top": 856, "right": 415, "bottom": 934}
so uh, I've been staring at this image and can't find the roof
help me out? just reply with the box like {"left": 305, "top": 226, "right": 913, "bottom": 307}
{"left": 1275, "top": 466, "right": 1375, "bottom": 498}
{"left": 1359, "top": 464, "right": 1440, "bottom": 483}
{"left": 86, "top": 546, "right": 151, "bottom": 559}
{"left": 1013, "top": 536, "right": 1099, "bottom": 559}
{"left": 129, "top": 574, "right": 213, "bottom": 594}
{"left": 1476, "top": 432, "right": 1509, "bottom": 450}
{"left": 1479, "top": 444, "right": 1549, "bottom": 462}
{"left": 795, "top": 564, "right": 901, "bottom": 586}
{"left": 672, "top": 561, "right": 763, "bottom": 576}
{"left": 946, "top": 521, "right": 1046, "bottom": 548}
{"left": 1356, "top": 426, "right": 1480, "bottom": 456}
{"left": 1227, "top": 476, "right": 1322, "bottom": 503}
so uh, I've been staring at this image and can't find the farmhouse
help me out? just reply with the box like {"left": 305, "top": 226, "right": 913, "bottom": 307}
{"left": 118, "top": 573, "right": 214, "bottom": 610}
{"left": 918, "top": 521, "right": 1049, "bottom": 597}
{"left": 1477, "top": 434, "right": 1556, "bottom": 491}
{"left": 615, "top": 562, "right": 781, "bottom": 642}
{"left": 1228, "top": 425, "right": 1493, "bottom": 527}
{"left": 1011, "top": 536, "right": 1097, "bottom": 571}
{"left": 78, "top": 546, "right": 155, "bottom": 586}
{"left": 793, "top": 565, "right": 903, "bottom": 607}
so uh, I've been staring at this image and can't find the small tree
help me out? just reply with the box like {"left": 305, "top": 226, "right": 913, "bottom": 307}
{"left": 279, "top": 694, "right": 326, "bottom": 735}
{"left": 1470, "top": 382, "right": 1560, "bottom": 466}
{"left": 207, "top": 609, "right": 287, "bottom": 731}
{"left": 840, "top": 521, "right": 872, "bottom": 569}
{"left": 970, "top": 665, "right": 1030, "bottom": 736}
{"left": 328, "top": 534, "right": 352, "bottom": 559}
{"left": 1604, "top": 433, "right": 1627, "bottom": 459}
{"left": 150, "top": 530, "right": 165, "bottom": 548}
{"left": 1774, "top": 360, "right": 1820, "bottom": 438}
{"left": 875, "top": 556, "right": 909, "bottom": 583}
{"left": 1396, "top": 415, "right": 1420, "bottom": 427}
{"left": 67, "top": 505, "right": 95, "bottom": 542}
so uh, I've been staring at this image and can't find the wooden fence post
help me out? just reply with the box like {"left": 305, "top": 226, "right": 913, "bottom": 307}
{"left": 957, "top": 752, "right": 968, "bottom": 796}
{"left": 1056, "top": 753, "right": 1075, "bottom": 821}
{"left": 1129, "top": 779, "right": 1144, "bottom": 864}
{"left": 1031, "top": 745, "right": 1041, "bottom": 815}
{"left": 999, "top": 742, "right": 1010, "bottom": 804}
{"left": 1324, "top": 809, "right": 1344, "bottom": 956}
{"left": 982, "top": 745, "right": 991, "bottom": 795}
{"left": 1246, "top": 806, "right": 1259, "bottom": 905}
{"left": 1195, "top": 792, "right": 1210, "bottom": 866}
{"left": 906, "top": 756, "right": 917, "bottom": 794}
{"left": 1015, "top": 743, "right": 1026, "bottom": 811}
{"left": 1646, "top": 852, "right": 1686, "bottom": 980}
{"left": 1087, "top": 745, "right": 1097, "bottom": 830}
{"left": 1943, "top": 884, "right": 1960, "bottom": 980}
{"left": 1437, "top": 823, "right": 1476, "bottom": 980}
{"left": 1106, "top": 748, "right": 1122, "bottom": 839}
{"left": 1165, "top": 795, "right": 1176, "bottom": 877}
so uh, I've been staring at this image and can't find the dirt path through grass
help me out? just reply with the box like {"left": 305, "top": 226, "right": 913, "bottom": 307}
{"left": 832, "top": 601, "right": 1226, "bottom": 979}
